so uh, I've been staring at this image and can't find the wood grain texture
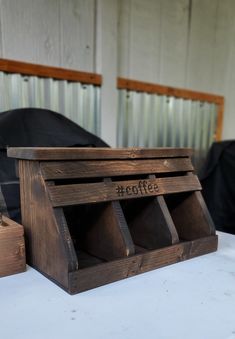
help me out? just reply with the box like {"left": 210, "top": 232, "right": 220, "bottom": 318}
{"left": 54, "top": 207, "right": 78, "bottom": 271}
{"left": 81, "top": 200, "right": 135, "bottom": 261}
{"left": 48, "top": 175, "right": 201, "bottom": 207}
{"left": 0, "top": 215, "right": 25, "bottom": 278}
{"left": 76, "top": 178, "right": 135, "bottom": 261}
{"left": 0, "top": 58, "right": 102, "bottom": 85}
{"left": 124, "top": 173, "right": 179, "bottom": 250}
{"left": 166, "top": 191, "right": 215, "bottom": 241}
{"left": 68, "top": 235, "right": 218, "bottom": 294}
{"left": 124, "top": 195, "right": 179, "bottom": 250}
{"left": 7, "top": 147, "right": 193, "bottom": 160}
{"left": 117, "top": 78, "right": 224, "bottom": 105}
{"left": 41, "top": 158, "right": 193, "bottom": 179}
{"left": 18, "top": 160, "right": 75, "bottom": 288}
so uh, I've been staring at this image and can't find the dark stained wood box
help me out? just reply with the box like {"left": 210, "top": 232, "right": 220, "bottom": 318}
{"left": 0, "top": 215, "right": 26, "bottom": 278}
{"left": 7, "top": 147, "right": 217, "bottom": 294}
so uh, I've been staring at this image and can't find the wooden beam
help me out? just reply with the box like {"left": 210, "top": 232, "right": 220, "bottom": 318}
{"left": 0, "top": 58, "right": 102, "bottom": 85}
{"left": 117, "top": 77, "right": 224, "bottom": 105}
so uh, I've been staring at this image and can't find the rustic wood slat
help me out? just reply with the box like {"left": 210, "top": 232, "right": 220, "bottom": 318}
{"left": 48, "top": 175, "right": 201, "bottom": 207}
{"left": 41, "top": 158, "right": 194, "bottom": 179}
{"left": 18, "top": 160, "right": 74, "bottom": 287}
{"left": 7, "top": 147, "right": 193, "bottom": 160}
{"left": 68, "top": 235, "right": 218, "bottom": 293}
{"left": 0, "top": 58, "right": 102, "bottom": 85}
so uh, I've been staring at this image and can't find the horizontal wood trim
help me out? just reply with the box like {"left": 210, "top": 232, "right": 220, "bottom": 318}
{"left": 48, "top": 175, "right": 201, "bottom": 206}
{"left": 8, "top": 147, "right": 193, "bottom": 160}
{"left": 41, "top": 158, "right": 194, "bottom": 180}
{"left": 117, "top": 77, "right": 224, "bottom": 105}
{"left": 0, "top": 58, "right": 102, "bottom": 85}
{"left": 68, "top": 235, "right": 218, "bottom": 293}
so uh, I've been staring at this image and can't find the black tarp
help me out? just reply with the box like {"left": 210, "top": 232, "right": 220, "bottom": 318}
{"left": 0, "top": 108, "right": 108, "bottom": 222}
{"left": 199, "top": 140, "right": 235, "bottom": 234}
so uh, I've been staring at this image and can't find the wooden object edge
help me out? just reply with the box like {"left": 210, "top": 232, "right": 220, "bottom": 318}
{"left": 0, "top": 58, "right": 102, "bottom": 85}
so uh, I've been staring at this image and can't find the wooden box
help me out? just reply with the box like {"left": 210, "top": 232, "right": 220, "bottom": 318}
{"left": 8, "top": 147, "right": 217, "bottom": 294}
{"left": 0, "top": 215, "right": 26, "bottom": 278}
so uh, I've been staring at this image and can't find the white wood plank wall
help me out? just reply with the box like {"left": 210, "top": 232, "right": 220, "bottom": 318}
{"left": 0, "top": 0, "right": 234, "bottom": 145}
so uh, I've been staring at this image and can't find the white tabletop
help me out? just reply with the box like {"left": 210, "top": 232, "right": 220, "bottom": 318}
{"left": 1, "top": 231, "right": 235, "bottom": 339}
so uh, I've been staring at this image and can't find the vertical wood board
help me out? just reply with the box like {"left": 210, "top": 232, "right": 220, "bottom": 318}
{"left": 59, "top": 0, "right": 95, "bottom": 71}
{"left": 0, "top": 0, "right": 60, "bottom": 65}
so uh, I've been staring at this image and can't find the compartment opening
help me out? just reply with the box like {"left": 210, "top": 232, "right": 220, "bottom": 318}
{"left": 165, "top": 191, "right": 213, "bottom": 241}
{"left": 121, "top": 195, "right": 179, "bottom": 251}
{"left": 63, "top": 204, "right": 105, "bottom": 269}
{"left": 63, "top": 200, "right": 135, "bottom": 269}
{"left": 50, "top": 170, "right": 188, "bottom": 185}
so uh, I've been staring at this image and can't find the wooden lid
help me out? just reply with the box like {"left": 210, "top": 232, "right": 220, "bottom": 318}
{"left": 7, "top": 147, "right": 193, "bottom": 160}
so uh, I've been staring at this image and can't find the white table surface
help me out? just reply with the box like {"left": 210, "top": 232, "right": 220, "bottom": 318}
{"left": 1, "top": 231, "right": 235, "bottom": 339}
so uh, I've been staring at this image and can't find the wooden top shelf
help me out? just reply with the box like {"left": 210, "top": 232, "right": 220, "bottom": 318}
{"left": 7, "top": 147, "right": 193, "bottom": 160}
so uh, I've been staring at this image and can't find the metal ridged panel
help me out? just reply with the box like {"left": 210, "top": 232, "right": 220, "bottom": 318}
{"left": 0, "top": 72, "right": 101, "bottom": 136}
{"left": 117, "top": 89, "right": 218, "bottom": 170}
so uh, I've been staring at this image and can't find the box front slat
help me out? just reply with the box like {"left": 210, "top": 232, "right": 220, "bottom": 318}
{"left": 48, "top": 175, "right": 201, "bottom": 207}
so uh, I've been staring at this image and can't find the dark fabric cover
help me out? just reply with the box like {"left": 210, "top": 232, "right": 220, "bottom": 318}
{"left": 0, "top": 108, "right": 108, "bottom": 222}
{"left": 199, "top": 140, "right": 235, "bottom": 234}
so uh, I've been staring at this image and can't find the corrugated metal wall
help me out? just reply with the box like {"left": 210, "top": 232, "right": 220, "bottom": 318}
{"left": 0, "top": 0, "right": 233, "bottom": 144}
{"left": 117, "top": 89, "right": 218, "bottom": 170}
{"left": 0, "top": 72, "right": 101, "bottom": 136}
